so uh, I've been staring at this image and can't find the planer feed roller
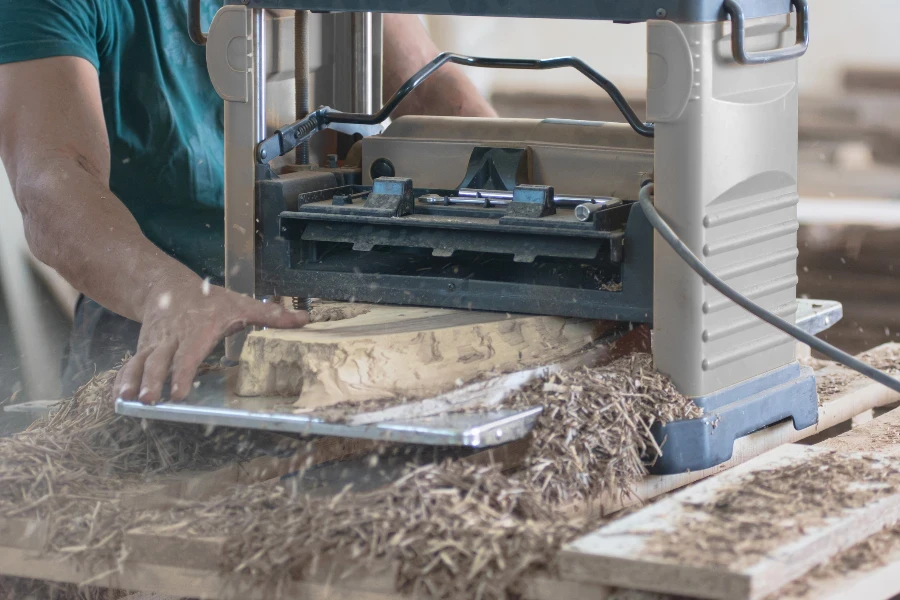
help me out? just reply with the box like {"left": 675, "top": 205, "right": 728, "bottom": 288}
{"left": 117, "top": 0, "right": 844, "bottom": 474}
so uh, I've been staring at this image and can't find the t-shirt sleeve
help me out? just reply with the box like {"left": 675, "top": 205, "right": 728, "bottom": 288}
{"left": 0, "top": 0, "right": 100, "bottom": 70}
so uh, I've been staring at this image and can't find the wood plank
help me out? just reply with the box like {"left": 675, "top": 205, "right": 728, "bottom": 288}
{"left": 843, "top": 67, "right": 900, "bottom": 95}
{"left": 771, "top": 408, "right": 900, "bottom": 600}
{"left": 561, "top": 444, "right": 900, "bottom": 600}
{"left": 122, "top": 529, "right": 398, "bottom": 595}
{"left": 0, "top": 545, "right": 392, "bottom": 600}
{"left": 236, "top": 303, "right": 613, "bottom": 408}
{"left": 520, "top": 576, "right": 612, "bottom": 600}
{"left": 818, "top": 405, "right": 900, "bottom": 457}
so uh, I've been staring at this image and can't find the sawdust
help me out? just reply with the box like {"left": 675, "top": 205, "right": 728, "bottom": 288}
{"left": 816, "top": 370, "right": 857, "bottom": 404}
{"left": 860, "top": 344, "right": 900, "bottom": 376}
{"left": 775, "top": 524, "right": 900, "bottom": 598}
{"left": 646, "top": 452, "right": 900, "bottom": 570}
{"left": 308, "top": 302, "right": 371, "bottom": 323}
{"left": 303, "top": 393, "right": 414, "bottom": 423}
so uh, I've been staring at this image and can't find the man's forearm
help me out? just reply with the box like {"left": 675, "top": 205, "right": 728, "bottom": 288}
{"left": 1, "top": 56, "right": 310, "bottom": 404}
{"left": 383, "top": 14, "right": 496, "bottom": 119}
{"left": 15, "top": 156, "right": 198, "bottom": 323}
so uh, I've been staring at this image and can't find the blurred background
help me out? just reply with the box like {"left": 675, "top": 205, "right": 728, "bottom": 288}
{"left": 2, "top": 1, "right": 899, "bottom": 408}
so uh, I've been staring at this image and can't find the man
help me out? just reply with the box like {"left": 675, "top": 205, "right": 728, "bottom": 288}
{"left": 0, "top": 2, "right": 495, "bottom": 404}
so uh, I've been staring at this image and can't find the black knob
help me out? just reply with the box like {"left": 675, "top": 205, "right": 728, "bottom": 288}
{"left": 370, "top": 158, "right": 395, "bottom": 180}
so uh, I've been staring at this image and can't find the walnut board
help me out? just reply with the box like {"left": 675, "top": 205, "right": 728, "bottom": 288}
{"left": 236, "top": 304, "right": 612, "bottom": 408}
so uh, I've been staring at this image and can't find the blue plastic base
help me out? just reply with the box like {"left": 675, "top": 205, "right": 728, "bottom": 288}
{"left": 649, "top": 363, "right": 819, "bottom": 475}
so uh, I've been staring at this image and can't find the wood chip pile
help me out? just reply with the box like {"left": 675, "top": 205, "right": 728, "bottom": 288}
{"left": 0, "top": 354, "right": 702, "bottom": 599}
{"left": 506, "top": 353, "right": 701, "bottom": 505}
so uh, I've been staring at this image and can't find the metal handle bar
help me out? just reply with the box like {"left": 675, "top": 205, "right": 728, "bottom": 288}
{"left": 328, "top": 53, "right": 654, "bottom": 138}
{"left": 257, "top": 52, "right": 654, "bottom": 164}
{"left": 723, "top": 0, "right": 808, "bottom": 65}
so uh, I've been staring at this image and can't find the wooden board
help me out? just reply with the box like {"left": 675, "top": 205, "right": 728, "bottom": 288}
{"left": 596, "top": 409, "right": 900, "bottom": 600}
{"left": 0, "top": 542, "right": 390, "bottom": 600}
{"left": 818, "top": 406, "right": 900, "bottom": 457}
{"left": 236, "top": 304, "right": 613, "bottom": 408}
{"left": 561, "top": 444, "right": 900, "bottom": 600}
{"left": 775, "top": 407, "right": 900, "bottom": 600}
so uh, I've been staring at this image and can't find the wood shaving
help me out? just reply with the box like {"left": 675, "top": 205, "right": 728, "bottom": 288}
{"left": 206, "top": 462, "right": 585, "bottom": 600}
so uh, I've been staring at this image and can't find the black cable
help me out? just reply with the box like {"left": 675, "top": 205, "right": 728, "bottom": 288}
{"left": 638, "top": 183, "right": 900, "bottom": 395}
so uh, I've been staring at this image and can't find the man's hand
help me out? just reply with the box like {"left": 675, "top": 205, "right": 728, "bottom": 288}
{"left": 115, "top": 277, "right": 309, "bottom": 404}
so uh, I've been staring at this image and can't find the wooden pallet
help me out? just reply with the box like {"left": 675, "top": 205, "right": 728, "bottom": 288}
{"left": 1, "top": 347, "right": 898, "bottom": 600}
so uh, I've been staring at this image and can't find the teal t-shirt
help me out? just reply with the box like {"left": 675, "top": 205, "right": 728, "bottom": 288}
{"left": 0, "top": 0, "right": 226, "bottom": 283}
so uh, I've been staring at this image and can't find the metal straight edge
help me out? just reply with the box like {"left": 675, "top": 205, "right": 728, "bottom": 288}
{"left": 225, "top": 0, "right": 792, "bottom": 23}
{"left": 114, "top": 399, "right": 543, "bottom": 448}
{"left": 795, "top": 298, "right": 843, "bottom": 336}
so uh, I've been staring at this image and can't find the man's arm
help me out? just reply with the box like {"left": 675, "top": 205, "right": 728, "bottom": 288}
{"left": 383, "top": 14, "right": 497, "bottom": 118}
{"left": 0, "top": 56, "right": 308, "bottom": 404}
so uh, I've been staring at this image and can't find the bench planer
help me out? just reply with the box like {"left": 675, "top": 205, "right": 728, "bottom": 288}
{"left": 116, "top": 0, "right": 845, "bottom": 474}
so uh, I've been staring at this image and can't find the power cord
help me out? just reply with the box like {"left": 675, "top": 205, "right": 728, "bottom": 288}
{"left": 638, "top": 183, "right": 900, "bottom": 395}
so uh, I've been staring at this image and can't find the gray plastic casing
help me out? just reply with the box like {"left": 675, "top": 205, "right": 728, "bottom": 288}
{"left": 648, "top": 13, "right": 801, "bottom": 397}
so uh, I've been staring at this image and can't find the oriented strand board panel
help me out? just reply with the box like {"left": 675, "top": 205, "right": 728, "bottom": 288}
{"left": 237, "top": 304, "right": 611, "bottom": 407}
{"left": 561, "top": 444, "right": 900, "bottom": 600}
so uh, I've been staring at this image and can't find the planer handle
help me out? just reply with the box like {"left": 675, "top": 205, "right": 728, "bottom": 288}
{"left": 724, "top": 0, "right": 809, "bottom": 65}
